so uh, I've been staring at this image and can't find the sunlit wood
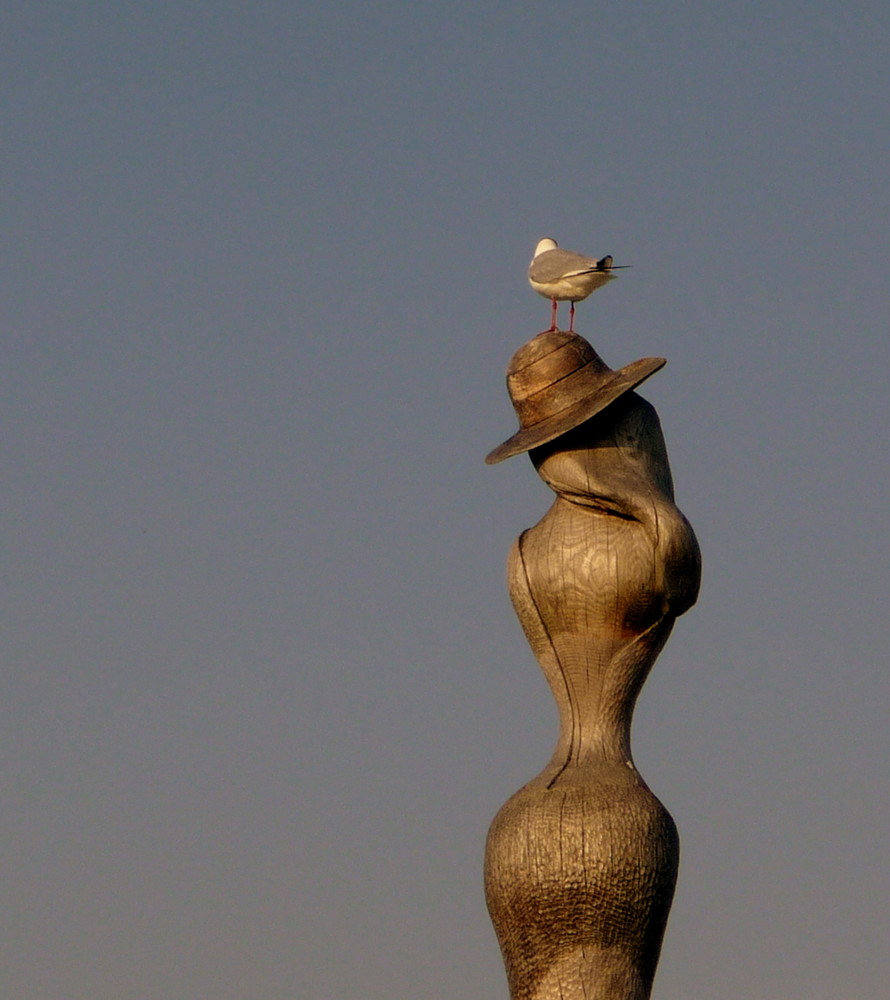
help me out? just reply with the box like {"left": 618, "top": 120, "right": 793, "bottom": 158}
{"left": 485, "top": 331, "right": 701, "bottom": 1000}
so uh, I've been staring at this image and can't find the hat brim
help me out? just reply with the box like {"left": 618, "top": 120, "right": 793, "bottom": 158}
{"left": 485, "top": 356, "right": 666, "bottom": 465}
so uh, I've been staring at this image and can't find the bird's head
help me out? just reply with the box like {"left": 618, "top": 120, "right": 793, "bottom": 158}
{"left": 533, "top": 237, "right": 558, "bottom": 258}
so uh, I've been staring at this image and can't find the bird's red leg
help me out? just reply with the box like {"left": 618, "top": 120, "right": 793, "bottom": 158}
{"left": 569, "top": 300, "right": 575, "bottom": 332}
{"left": 549, "top": 298, "right": 558, "bottom": 331}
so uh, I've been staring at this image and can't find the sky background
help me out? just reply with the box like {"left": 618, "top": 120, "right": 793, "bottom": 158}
{"left": 3, "top": 3, "right": 889, "bottom": 998}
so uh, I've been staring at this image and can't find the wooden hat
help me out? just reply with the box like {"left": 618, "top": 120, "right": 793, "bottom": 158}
{"left": 485, "top": 330, "right": 665, "bottom": 465}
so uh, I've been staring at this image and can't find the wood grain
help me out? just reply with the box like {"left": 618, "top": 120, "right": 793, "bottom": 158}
{"left": 485, "top": 392, "right": 701, "bottom": 1000}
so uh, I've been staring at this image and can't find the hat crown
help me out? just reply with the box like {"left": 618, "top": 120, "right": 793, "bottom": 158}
{"left": 507, "top": 330, "right": 615, "bottom": 430}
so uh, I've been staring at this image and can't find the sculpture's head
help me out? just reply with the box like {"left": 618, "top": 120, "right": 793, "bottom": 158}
{"left": 485, "top": 329, "right": 665, "bottom": 466}
{"left": 527, "top": 393, "right": 676, "bottom": 502}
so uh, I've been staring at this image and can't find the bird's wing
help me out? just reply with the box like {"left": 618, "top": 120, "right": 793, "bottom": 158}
{"left": 529, "top": 249, "right": 599, "bottom": 282}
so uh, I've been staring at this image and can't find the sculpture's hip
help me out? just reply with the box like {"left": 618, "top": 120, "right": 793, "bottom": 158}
{"left": 485, "top": 764, "right": 679, "bottom": 1000}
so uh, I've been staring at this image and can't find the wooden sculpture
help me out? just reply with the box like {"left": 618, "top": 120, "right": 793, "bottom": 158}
{"left": 484, "top": 330, "right": 701, "bottom": 1000}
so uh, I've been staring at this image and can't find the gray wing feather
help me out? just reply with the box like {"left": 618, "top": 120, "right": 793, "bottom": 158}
{"left": 529, "top": 249, "right": 599, "bottom": 282}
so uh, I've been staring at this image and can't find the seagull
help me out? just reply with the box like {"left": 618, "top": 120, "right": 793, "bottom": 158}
{"left": 528, "top": 237, "right": 630, "bottom": 332}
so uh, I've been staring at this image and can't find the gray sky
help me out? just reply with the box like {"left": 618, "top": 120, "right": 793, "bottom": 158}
{"left": 4, "top": 2, "right": 889, "bottom": 998}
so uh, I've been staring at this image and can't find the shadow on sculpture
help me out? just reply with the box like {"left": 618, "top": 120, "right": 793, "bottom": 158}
{"left": 484, "top": 330, "right": 701, "bottom": 1000}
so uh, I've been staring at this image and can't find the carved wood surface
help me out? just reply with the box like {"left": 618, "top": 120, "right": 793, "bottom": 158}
{"left": 485, "top": 392, "right": 701, "bottom": 1000}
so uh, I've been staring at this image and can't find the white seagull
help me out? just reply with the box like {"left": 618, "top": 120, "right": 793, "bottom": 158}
{"left": 528, "top": 237, "right": 629, "bottom": 332}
